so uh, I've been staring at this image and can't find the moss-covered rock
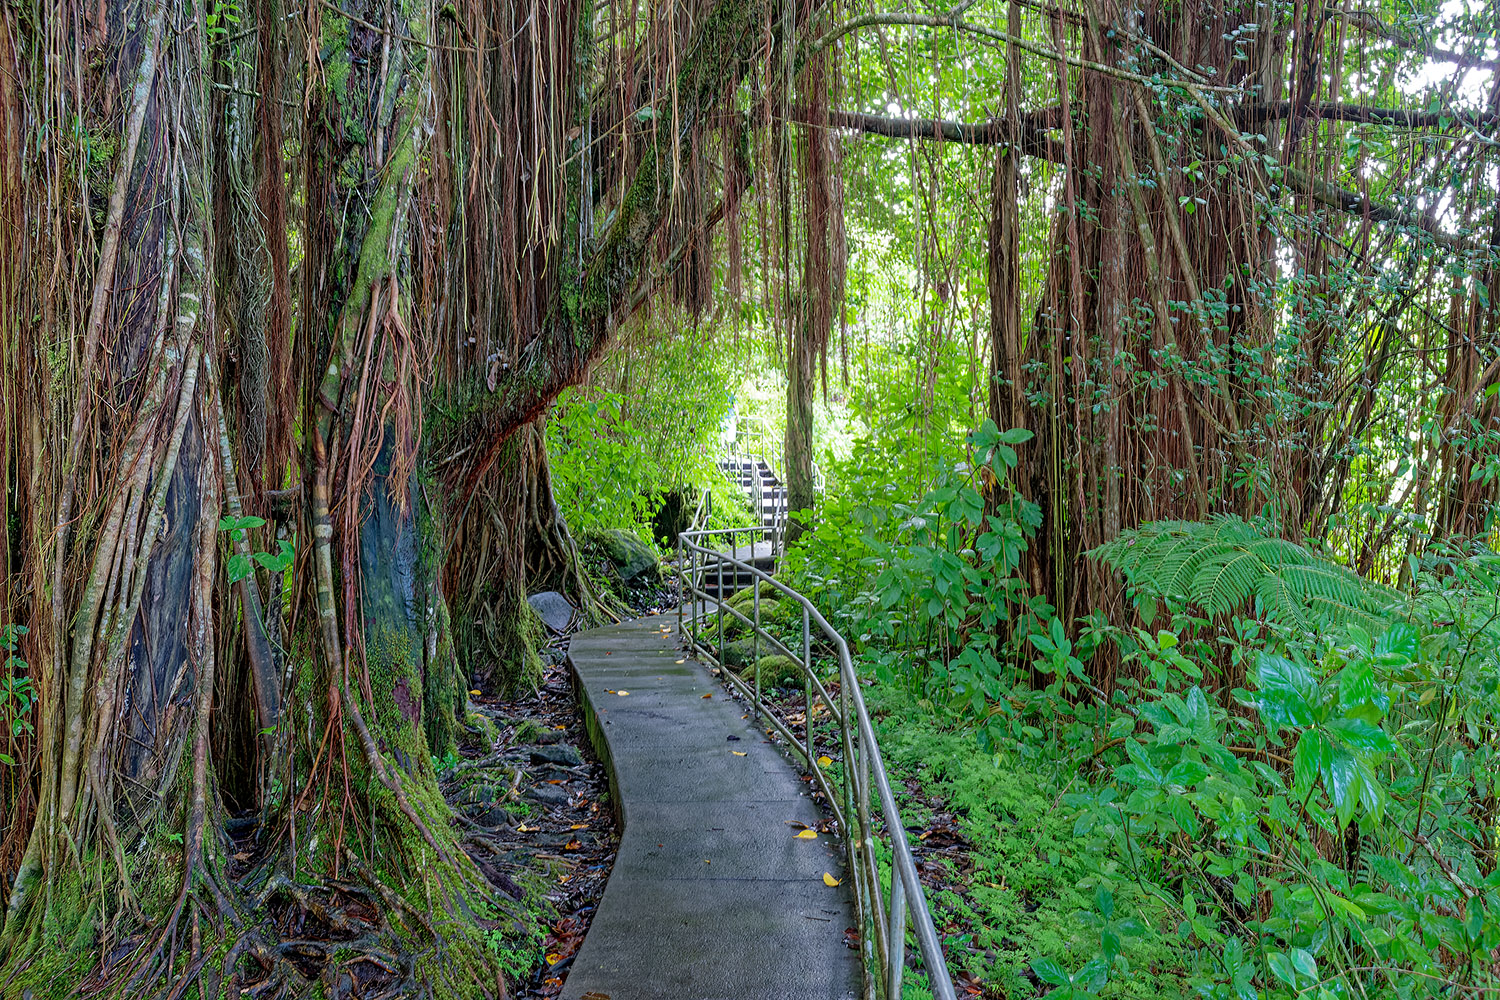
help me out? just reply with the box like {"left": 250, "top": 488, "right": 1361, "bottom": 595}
{"left": 718, "top": 638, "right": 759, "bottom": 667}
{"left": 742, "top": 654, "right": 803, "bottom": 688}
{"left": 715, "top": 588, "right": 801, "bottom": 646}
{"left": 589, "top": 529, "right": 660, "bottom": 585}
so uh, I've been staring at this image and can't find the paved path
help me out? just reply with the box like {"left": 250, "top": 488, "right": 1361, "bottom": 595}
{"left": 562, "top": 615, "right": 862, "bottom": 1000}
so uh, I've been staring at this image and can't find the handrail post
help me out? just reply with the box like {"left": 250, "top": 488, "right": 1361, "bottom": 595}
{"left": 887, "top": 866, "right": 907, "bottom": 997}
{"left": 803, "top": 606, "right": 813, "bottom": 764}
{"left": 752, "top": 576, "right": 761, "bottom": 703}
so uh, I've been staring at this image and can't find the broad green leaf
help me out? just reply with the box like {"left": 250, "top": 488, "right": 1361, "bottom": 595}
{"left": 1256, "top": 653, "right": 1315, "bottom": 728}
{"left": 1293, "top": 730, "right": 1325, "bottom": 793}
{"left": 1338, "top": 661, "right": 1375, "bottom": 707}
{"left": 1266, "top": 951, "right": 1297, "bottom": 987}
{"left": 1030, "top": 958, "right": 1070, "bottom": 986}
{"left": 1325, "top": 717, "right": 1393, "bottom": 755}
{"left": 227, "top": 553, "right": 253, "bottom": 584}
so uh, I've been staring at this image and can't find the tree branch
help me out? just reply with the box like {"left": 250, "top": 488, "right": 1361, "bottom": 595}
{"left": 825, "top": 108, "right": 1469, "bottom": 249}
{"left": 1239, "top": 100, "right": 1500, "bottom": 130}
{"left": 434, "top": 0, "right": 769, "bottom": 483}
{"left": 806, "top": 12, "right": 1244, "bottom": 93}
{"left": 816, "top": 109, "right": 1063, "bottom": 160}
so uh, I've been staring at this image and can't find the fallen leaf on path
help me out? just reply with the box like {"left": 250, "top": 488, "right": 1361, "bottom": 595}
{"left": 468, "top": 689, "right": 481, "bottom": 696}
{"left": 701, "top": 693, "right": 713, "bottom": 699}
{"left": 817, "top": 755, "right": 834, "bottom": 767}
{"left": 616, "top": 690, "right": 629, "bottom": 696}
{"left": 570, "top": 823, "right": 588, "bottom": 830}
{"left": 518, "top": 824, "right": 540, "bottom": 832}
{"left": 823, "top": 873, "right": 841, "bottom": 887}
{"left": 795, "top": 829, "right": 818, "bottom": 840}
{"left": 731, "top": 750, "right": 747, "bottom": 756}
{"left": 675, "top": 659, "right": 686, "bottom": 664}
{"left": 564, "top": 840, "right": 582, "bottom": 850}
{"left": 546, "top": 954, "right": 562, "bottom": 965}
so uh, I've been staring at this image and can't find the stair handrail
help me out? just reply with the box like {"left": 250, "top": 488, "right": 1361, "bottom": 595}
{"left": 675, "top": 525, "right": 956, "bottom": 1000}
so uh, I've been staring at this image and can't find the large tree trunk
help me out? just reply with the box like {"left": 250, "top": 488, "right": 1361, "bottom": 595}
{"left": 990, "top": 0, "right": 1287, "bottom": 672}
{"left": 783, "top": 37, "right": 843, "bottom": 543}
{"left": 0, "top": 0, "right": 781, "bottom": 989}
{"left": 0, "top": 0, "right": 229, "bottom": 978}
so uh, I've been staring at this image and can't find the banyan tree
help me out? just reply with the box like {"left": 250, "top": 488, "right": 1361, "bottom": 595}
{"left": 0, "top": 0, "right": 1495, "bottom": 993}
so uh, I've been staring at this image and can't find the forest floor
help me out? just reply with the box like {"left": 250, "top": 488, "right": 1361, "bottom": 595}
{"left": 472, "top": 580, "right": 679, "bottom": 997}
{"left": 462, "top": 646, "right": 618, "bottom": 999}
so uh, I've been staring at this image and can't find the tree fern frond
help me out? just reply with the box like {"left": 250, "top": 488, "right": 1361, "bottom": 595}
{"left": 1192, "top": 549, "right": 1265, "bottom": 617}
{"left": 1090, "top": 515, "right": 1401, "bottom": 635}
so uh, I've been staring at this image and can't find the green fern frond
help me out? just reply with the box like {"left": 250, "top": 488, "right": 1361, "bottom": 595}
{"left": 1089, "top": 515, "right": 1401, "bottom": 634}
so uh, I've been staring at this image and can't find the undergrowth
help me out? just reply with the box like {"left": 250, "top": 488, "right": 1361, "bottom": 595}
{"left": 782, "top": 419, "right": 1500, "bottom": 1000}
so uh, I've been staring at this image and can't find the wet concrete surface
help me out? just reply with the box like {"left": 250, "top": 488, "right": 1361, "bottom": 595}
{"left": 562, "top": 615, "right": 862, "bottom": 1000}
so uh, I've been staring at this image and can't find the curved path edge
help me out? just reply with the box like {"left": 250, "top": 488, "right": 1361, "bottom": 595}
{"left": 560, "top": 614, "right": 862, "bottom": 1000}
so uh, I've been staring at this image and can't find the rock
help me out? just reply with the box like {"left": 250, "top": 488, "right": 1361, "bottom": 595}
{"left": 527, "top": 590, "right": 576, "bottom": 632}
{"left": 511, "top": 718, "right": 550, "bottom": 743}
{"left": 529, "top": 743, "right": 583, "bottom": 767}
{"left": 594, "top": 529, "right": 660, "bottom": 585}
{"left": 524, "top": 783, "right": 571, "bottom": 807}
{"left": 718, "top": 638, "right": 758, "bottom": 668}
{"left": 743, "top": 654, "right": 803, "bottom": 688}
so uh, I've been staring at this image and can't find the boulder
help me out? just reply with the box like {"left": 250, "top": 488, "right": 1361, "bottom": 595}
{"left": 742, "top": 654, "right": 803, "bottom": 688}
{"left": 526, "top": 590, "right": 576, "bottom": 632}
{"left": 593, "top": 529, "right": 660, "bottom": 585}
{"left": 718, "top": 638, "right": 758, "bottom": 668}
{"left": 528, "top": 743, "right": 584, "bottom": 767}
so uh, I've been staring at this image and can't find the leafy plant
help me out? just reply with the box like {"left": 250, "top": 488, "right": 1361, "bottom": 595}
{"left": 1, "top": 624, "right": 34, "bottom": 767}
{"left": 1089, "top": 516, "right": 1401, "bottom": 633}
{"left": 219, "top": 515, "right": 295, "bottom": 584}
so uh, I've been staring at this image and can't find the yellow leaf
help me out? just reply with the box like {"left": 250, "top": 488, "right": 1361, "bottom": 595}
{"left": 731, "top": 750, "right": 747, "bottom": 756}
{"left": 616, "top": 690, "right": 630, "bottom": 696}
{"left": 823, "top": 873, "right": 841, "bottom": 887}
{"left": 817, "top": 755, "right": 833, "bottom": 767}
{"left": 701, "top": 693, "right": 713, "bottom": 699}
{"left": 795, "top": 829, "right": 818, "bottom": 840}
{"left": 518, "top": 824, "right": 540, "bottom": 832}
{"left": 570, "top": 823, "right": 588, "bottom": 830}
{"left": 469, "top": 689, "right": 482, "bottom": 697}
{"left": 546, "top": 954, "right": 563, "bottom": 965}
{"left": 675, "top": 659, "right": 685, "bottom": 664}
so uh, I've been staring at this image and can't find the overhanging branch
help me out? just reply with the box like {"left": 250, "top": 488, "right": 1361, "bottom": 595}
{"left": 825, "top": 107, "right": 1470, "bottom": 249}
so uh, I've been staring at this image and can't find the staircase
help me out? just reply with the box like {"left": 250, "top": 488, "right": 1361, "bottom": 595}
{"left": 721, "top": 455, "right": 788, "bottom": 539}
{"left": 691, "top": 454, "right": 786, "bottom": 599}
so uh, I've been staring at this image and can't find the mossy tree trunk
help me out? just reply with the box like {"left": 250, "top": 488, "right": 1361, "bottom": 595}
{"left": 0, "top": 0, "right": 235, "bottom": 984}
{"left": 0, "top": 0, "right": 780, "bottom": 992}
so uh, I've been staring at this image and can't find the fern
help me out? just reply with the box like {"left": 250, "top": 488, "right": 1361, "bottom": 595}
{"left": 1090, "top": 516, "right": 1401, "bottom": 633}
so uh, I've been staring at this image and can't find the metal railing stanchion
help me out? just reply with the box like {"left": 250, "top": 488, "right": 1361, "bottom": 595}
{"left": 803, "top": 606, "right": 813, "bottom": 765}
{"left": 674, "top": 525, "right": 957, "bottom": 1000}
{"left": 887, "top": 869, "right": 907, "bottom": 998}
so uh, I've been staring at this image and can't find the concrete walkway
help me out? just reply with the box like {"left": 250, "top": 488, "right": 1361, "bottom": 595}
{"left": 563, "top": 615, "right": 862, "bottom": 1000}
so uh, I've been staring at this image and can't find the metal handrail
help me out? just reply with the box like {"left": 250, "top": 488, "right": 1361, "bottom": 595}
{"left": 675, "top": 524, "right": 956, "bottom": 1000}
